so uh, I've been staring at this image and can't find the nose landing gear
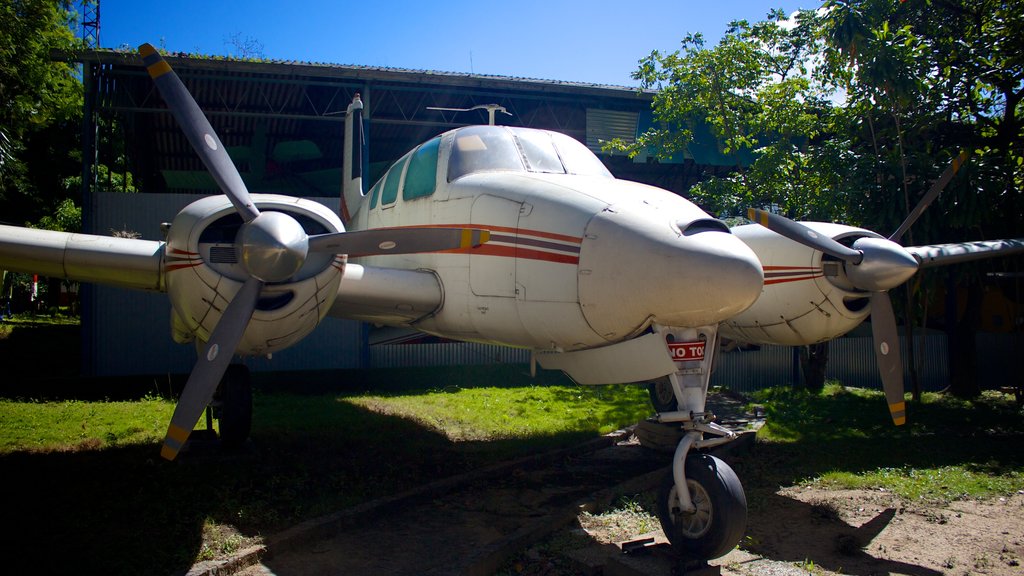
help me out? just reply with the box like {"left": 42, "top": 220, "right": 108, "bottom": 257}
{"left": 649, "top": 324, "right": 748, "bottom": 562}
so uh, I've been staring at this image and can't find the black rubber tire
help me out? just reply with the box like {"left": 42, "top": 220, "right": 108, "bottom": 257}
{"left": 657, "top": 453, "right": 747, "bottom": 560}
{"left": 215, "top": 364, "right": 252, "bottom": 449}
{"left": 647, "top": 377, "right": 678, "bottom": 413}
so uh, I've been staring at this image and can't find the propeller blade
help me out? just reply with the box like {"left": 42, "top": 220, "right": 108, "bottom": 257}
{"left": 160, "top": 277, "right": 263, "bottom": 460}
{"left": 889, "top": 151, "right": 970, "bottom": 243}
{"left": 906, "top": 238, "right": 1024, "bottom": 269}
{"left": 748, "top": 208, "right": 863, "bottom": 264}
{"left": 869, "top": 292, "right": 907, "bottom": 426}
{"left": 308, "top": 227, "right": 490, "bottom": 256}
{"left": 138, "top": 43, "right": 260, "bottom": 222}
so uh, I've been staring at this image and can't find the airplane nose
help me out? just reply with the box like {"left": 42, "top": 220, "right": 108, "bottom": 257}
{"left": 578, "top": 205, "right": 764, "bottom": 341}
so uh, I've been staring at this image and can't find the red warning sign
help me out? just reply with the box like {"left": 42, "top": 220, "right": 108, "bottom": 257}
{"left": 668, "top": 341, "right": 705, "bottom": 361}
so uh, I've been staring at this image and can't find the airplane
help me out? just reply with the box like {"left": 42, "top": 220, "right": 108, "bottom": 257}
{"left": 1, "top": 44, "right": 1022, "bottom": 562}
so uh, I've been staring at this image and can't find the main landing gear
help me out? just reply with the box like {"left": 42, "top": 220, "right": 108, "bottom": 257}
{"left": 647, "top": 325, "right": 747, "bottom": 563}
{"left": 201, "top": 363, "right": 253, "bottom": 450}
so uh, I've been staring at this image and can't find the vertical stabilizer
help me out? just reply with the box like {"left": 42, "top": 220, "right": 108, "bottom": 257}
{"left": 341, "top": 94, "right": 366, "bottom": 225}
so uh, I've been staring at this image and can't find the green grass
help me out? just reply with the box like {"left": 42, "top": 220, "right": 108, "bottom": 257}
{"left": 0, "top": 397, "right": 173, "bottom": 453}
{"left": 741, "top": 383, "right": 1024, "bottom": 503}
{"left": 3, "top": 339, "right": 1023, "bottom": 575}
{"left": 349, "top": 382, "right": 649, "bottom": 441}
{"left": 0, "top": 363, "right": 653, "bottom": 576}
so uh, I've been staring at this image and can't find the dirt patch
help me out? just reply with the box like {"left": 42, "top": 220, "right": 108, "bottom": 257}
{"left": 738, "top": 486, "right": 1024, "bottom": 576}
{"left": 505, "top": 481, "right": 1024, "bottom": 576}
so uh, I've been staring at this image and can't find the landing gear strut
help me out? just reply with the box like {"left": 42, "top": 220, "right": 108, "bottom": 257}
{"left": 649, "top": 324, "right": 747, "bottom": 562}
{"left": 211, "top": 363, "right": 252, "bottom": 449}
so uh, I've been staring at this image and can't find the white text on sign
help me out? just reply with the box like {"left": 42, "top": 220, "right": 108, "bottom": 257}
{"left": 668, "top": 341, "right": 705, "bottom": 361}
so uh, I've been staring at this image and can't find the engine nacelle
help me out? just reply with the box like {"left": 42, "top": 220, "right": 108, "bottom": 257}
{"left": 165, "top": 194, "right": 345, "bottom": 356}
{"left": 721, "top": 222, "right": 881, "bottom": 346}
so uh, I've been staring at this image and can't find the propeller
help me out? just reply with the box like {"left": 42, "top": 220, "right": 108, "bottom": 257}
{"left": 140, "top": 44, "right": 489, "bottom": 459}
{"left": 746, "top": 151, "right": 973, "bottom": 426}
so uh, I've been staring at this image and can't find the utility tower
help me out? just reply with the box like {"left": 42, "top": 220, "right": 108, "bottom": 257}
{"left": 79, "top": 0, "right": 100, "bottom": 48}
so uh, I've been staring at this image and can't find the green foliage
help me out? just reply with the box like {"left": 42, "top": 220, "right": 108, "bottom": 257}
{"left": 31, "top": 197, "right": 81, "bottom": 232}
{"left": 625, "top": 0, "right": 1023, "bottom": 238}
{"left": 0, "top": 0, "right": 84, "bottom": 224}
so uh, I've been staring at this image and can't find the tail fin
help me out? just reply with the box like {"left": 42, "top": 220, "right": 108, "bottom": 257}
{"left": 341, "top": 94, "right": 366, "bottom": 225}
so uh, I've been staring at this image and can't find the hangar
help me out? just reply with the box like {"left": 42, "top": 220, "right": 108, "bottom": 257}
{"left": 75, "top": 48, "right": 738, "bottom": 376}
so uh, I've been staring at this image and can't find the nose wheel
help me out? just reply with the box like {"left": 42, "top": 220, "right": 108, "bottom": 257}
{"left": 657, "top": 453, "right": 747, "bottom": 560}
{"left": 646, "top": 324, "right": 748, "bottom": 562}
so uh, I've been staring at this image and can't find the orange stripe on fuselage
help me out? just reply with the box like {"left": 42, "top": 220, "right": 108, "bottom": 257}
{"left": 393, "top": 223, "right": 582, "bottom": 245}
{"left": 438, "top": 243, "right": 580, "bottom": 264}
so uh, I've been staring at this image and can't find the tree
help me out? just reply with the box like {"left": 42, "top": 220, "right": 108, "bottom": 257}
{"left": 816, "top": 0, "right": 1024, "bottom": 398}
{"left": 616, "top": 9, "right": 856, "bottom": 224}
{"left": 626, "top": 0, "right": 1023, "bottom": 398}
{"left": 0, "top": 0, "right": 84, "bottom": 225}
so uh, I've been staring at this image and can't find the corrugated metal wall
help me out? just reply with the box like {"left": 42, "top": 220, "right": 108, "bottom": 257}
{"left": 370, "top": 332, "right": 1022, "bottom": 394}
{"left": 85, "top": 192, "right": 366, "bottom": 376}
{"left": 370, "top": 342, "right": 531, "bottom": 368}
{"left": 710, "top": 335, "right": 950, "bottom": 393}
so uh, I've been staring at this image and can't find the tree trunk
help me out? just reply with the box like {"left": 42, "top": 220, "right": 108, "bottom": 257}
{"left": 946, "top": 276, "right": 983, "bottom": 398}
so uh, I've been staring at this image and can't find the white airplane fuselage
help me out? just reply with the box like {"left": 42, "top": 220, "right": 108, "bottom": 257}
{"left": 344, "top": 126, "right": 764, "bottom": 354}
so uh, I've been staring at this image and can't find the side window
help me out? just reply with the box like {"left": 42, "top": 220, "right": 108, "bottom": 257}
{"left": 380, "top": 155, "right": 409, "bottom": 206}
{"left": 403, "top": 137, "right": 440, "bottom": 200}
{"left": 368, "top": 178, "right": 383, "bottom": 209}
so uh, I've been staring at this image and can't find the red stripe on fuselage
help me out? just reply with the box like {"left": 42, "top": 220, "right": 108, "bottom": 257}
{"left": 764, "top": 274, "right": 822, "bottom": 285}
{"left": 762, "top": 265, "right": 823, "bottom": 285}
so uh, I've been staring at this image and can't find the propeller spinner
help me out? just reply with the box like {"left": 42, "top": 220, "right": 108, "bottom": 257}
{"left": 140, "top": 44, "right": 489, "bottom": 459}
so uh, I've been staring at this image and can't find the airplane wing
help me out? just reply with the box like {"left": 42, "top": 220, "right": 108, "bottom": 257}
{"left": 0, "top": 224, "right": 165, "bottom": 291}
{"left": 906, "top": 238, "right": 1024, "bottom": 268}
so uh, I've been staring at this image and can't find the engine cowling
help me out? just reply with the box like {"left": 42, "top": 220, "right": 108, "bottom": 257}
{"left": 165, "top": 194, "right": 345, "bottom": 356}
{"left": 721, "top": 222, "right": 882, "bottom": 345}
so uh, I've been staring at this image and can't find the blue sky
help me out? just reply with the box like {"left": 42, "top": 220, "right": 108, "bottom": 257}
{"left": 99, "top": 1, "right": 813, "bottom": 87}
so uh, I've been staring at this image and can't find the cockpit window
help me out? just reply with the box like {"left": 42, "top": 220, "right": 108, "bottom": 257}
{"left": 512, "top": 128, "right": 565, "bottom": 174}
{"left": 447, "top": 126, "right": 524, "bottom": 182}
{"left": 550, "top": 131, "right": 614, "bottom": 178}
{"left": 447, "top": 126, "right": 613, "bottom": 182}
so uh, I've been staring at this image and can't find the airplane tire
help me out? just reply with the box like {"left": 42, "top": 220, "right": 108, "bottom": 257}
{"left": 657, "top": 453, "right": 747, "bottom": 560}
{"left": 216, "top": 364, "right": 252, "bottom": 449}
{"left": 647, "top": 377, "right": 678, "bottom": 413}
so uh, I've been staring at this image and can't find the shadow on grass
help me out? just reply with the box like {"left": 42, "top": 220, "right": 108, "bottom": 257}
{"left": 723, "top": 386, "right": 1023, "bottom": 575}
{"left": 0, "top": 365, "right": 645, "bottom": 576}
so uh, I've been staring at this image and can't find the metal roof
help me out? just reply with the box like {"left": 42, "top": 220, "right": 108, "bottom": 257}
{"left": 75, "top": 49, "right": 728, "bottom": 201}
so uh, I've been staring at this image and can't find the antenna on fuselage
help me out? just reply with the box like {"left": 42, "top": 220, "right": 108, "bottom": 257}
{"left": 426, "top": 104, "right": 512, "bottom": 126}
